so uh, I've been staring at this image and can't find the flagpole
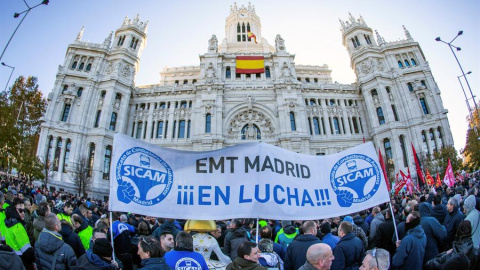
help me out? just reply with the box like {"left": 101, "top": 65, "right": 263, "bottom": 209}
{"left": 255, "top": 218, "right": 260, "bottom": 243}
{"left": 389, "top": 202, "right": 399, "bottom": 241}
{"left": 109, "top": 211, "right": 116, "bottom": 261}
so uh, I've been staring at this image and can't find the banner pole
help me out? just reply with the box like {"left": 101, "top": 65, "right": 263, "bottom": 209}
{"left": 255, "top": 217, "right": 260, "bottom": 243}
{"left": 389, "top": 202, "right": 399, "bottom": 241}
{"left": 109, "top": 211, "right": 116, "bottom": 261}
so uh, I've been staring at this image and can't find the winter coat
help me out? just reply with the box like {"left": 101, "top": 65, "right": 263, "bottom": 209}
{"left": 321, "top": 233, "right": 340, "bottom": 251}
{"left": 464, "top": 204, "right": 480, "bottom": 249}
{"left": 139, "top": 257, "right": 171, "bottom": 270}
{"left": 284, "top": 234, "right": 321, "bottom": 270}
{"left": 352, "top": 224, "right": 368, "bottom": 250}
{"left": 391, "top": 225, "right": 427, "bottom": 270}
{"left": 368, "top": 213, "right": 384, "bottom": 247}
{"left": 165, "top": 249, "right": 209, "bottom": 270}
{"left": 419, "top": 202, "right": 447, "bottom": 263}
{"left": 34, "top": 228, "right": 77, "bottom": 270}
{"left": 152, "top": 220, "right": 180, "bottom": 240}
{"left": 59, "top": 222, "right": 86, "bottom": 258}
{"left": 425, "top": 236, "right": 477, "bottom": 270}
{"left": 0, "top": 244, "right": 26, "bottom": 270}
{"left": 331, "top": 232, "right": 365, "bottom": 270}
{"left": 76, "top": 250, "right": 119, "bottom": 270}
{"left": 275, "top": 225, "right": 299, "bottom": 249}
{"left": 375, "top": 217, "right": 399, "bottom": 257}
{"left": 224, "top": 227, "right": 250, "bottom": 260}
{"left": 33, "top": 215, "right": 46, "bottom": 242}
{"left": 259, "top": 252, "right": 284, "bottom": 270}
{"left": 298, "top": 261, "right": 317, "bottom": 270}
{"left": 442, "top": 206, "right": 464, "bottom": 251}
{"left": 431, "top": 204, "right": 447, "bottom": 224}
{"left": 227, "top": 256, "right": 267, "bottom": 270}
{"left": 353, "top": 215, "right": 369, "bottom": 235}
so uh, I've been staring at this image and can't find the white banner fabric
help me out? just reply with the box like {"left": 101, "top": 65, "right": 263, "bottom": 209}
{"left": 109, "top": 134, "right": 390, "bottom": 220}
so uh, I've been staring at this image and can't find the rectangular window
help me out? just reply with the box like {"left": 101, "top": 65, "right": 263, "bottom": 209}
{"left": 165, "top": 121, "right": 168, "bottom": 139}
{"left": 94, "top": 110, "right": 101, "bottom": 128}
{"left": 103, "top": 146, "right": 112, "bottom": 180}
{"left": 63, "top": 140, "right": 71, "bottom": 172}
{"left": 157, "top": 121, "right": 164, "bottom": 138}
{"left": 333, "top": 117, "right": 340, "bottom": 134}
{"left": 53, "top": 139, "right": 62, "bottom": 171}
{"left": 143, "top": 121, "right": 148, "bottom": 139}
{"left": 400, "top": 135, "right": 408, "bottom": 167}
{"left": 61, "top": 104, "right": 71, "bottom": 122}
{"left": 289, "top": 112, "right": 296, "bottom": 131}
{"left": 420, "top": 98, "right": 429, "bottom": 114}
{"left": 136, "top": 122, "right": 143, "bottom": 139}
{"left": 110, "top": 112, "right": 117, "bottom": 131}
{"left": 187, "top": 120, "right": 191, "bottom": 138}
{"left": 87, "top": 143, "right": 95, "bottom": 177}
{"left": 178, "top": 120, "right": 186, "bottom": 138}
{"left": 172, "top": 121, "right": 176, "bottom": 138}
{"left": 205, "top": 114, "right": 211, "bottom": 133}
{"left": 391, "top": 105, "right": 399, "bottom": 121}
{"left": 313, "top": 117, "right": 320, "bottom": 135}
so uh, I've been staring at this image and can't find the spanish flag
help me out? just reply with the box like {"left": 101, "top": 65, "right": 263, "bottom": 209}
{"left": 247, "top": 31, "right": 257, "bottom": 43}
{"left": 236, "top": 56, "right": 264, "bottom": 74}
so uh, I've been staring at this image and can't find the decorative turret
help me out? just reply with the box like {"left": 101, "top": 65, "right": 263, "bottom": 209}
{"left": 340, "top": 12, "right": 376, "bottom": 56}
{"left": 112, "top": 14, "right": 148, "bottom": 58}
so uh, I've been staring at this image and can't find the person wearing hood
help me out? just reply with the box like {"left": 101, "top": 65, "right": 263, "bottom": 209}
{"left": 442, "top": 197, "right": 464, "bottom": 251}
{"left": 431, "top": 195, "right": 447, "bottom": 224}
{"left": 77, "top": 238, "right": 120, "bottom": 270}
{"left": 392, "top": 211, "right": 426, "bottom": 270}
{"left": 368, "top": 207, "right": 384, "bottom": 249}
{"left": 59, "top": 219, "right": 86, "bottom": 258}
{"left": 284, "top": 221, "right": 321, "bottom": 270}
{"left": 34, "top": 213, "right": 77, "bottom": 270}
{"left": 331, "top": 221, "right": 365, "bottom": 270}
{"left": 344, "top": 216, "right": 368, "bottom": 250}
{"left": 4, "top": 197, "right": 35, "bottom": 270}
{"left": 258, "top": 238, "right": 284, "bottom": 270}
{"left": 418, "top": 202, "right": 447, "bottom": 263}
{"left": 353, "top": 214, "right": 369, "bottom": 235}
{"left": 463, "top": 195, "right": 480, "bottom": 250}
{"left": 153, "top": 218, "right": 181, "bottom": 240}
{"left": 275, "top": 220, "right": 299, "bottom": 250}
{"left": 425, "top": 219, "right": 477, "bottom": 270}
{"left": 320, "top": 222, "right": 339, "bottom": 251}
{"left": 0, "top": 243, "right": 25, "bottom": 270}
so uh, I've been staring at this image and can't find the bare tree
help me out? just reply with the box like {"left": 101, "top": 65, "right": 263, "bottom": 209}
{"left": 70, "top": 157, "right": 92, "bottom": 197}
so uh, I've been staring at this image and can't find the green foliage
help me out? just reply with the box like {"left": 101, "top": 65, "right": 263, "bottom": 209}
{"left": 0, "top": 76, "right": 47, "bottom": 180}
{"left": 463, "top": 103, "right": 480, "bottom": 170}
{"left": 420, "top": 146, "right": 462, "bottom": 177}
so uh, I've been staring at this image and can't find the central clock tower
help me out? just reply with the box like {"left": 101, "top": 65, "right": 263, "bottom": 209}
{"left": 224, "top": 2, "right": 262, "bottom": 44}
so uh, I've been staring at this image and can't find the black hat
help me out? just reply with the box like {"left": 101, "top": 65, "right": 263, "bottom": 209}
{"left": 321, "top": 222, "right": 331, "bottom": 234}
{"left": 93, "top": 238, "right": 113, "bottom": 258}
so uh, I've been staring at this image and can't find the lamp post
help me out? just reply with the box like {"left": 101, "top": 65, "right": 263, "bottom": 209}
{"left": 435, "top": 31, "right": 479, "bottom": 125}
{"left": 1, "top": 62, "right": 15, "bottom": 92}
{"left": 0, "top": 0, "right": 49, "bottom": 62}
{"left": 457, "top": 71, "right": 477, "bottom": 131}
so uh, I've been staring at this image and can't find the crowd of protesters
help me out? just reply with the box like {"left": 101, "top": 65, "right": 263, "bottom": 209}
{"left": 0, "top": 171, "right": 479, "bottom": 270}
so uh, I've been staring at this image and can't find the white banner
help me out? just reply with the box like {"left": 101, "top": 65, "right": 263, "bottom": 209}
{"left": 109, "top": 134, "right": 390, "bottom": 220}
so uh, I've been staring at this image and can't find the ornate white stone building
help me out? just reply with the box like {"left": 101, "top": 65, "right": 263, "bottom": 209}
{"left": 37, "top": 3, "right": 453, "bottom": 196}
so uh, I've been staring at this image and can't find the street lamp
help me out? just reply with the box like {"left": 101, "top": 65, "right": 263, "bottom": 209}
{"left": 1, "top": 62, "right": 15, "bottom": 92}
{"left": 457, "top": 71, "right": 476, "bottom": 130}
{"left": 436, "top": 31, "right": 479, "bottom": 125}
{"left": 0, "top": 0, "right": 49, "bottom": 62}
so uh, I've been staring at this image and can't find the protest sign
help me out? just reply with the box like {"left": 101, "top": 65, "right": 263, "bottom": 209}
{"left": 109, "top": 134, "right": 390, "bottom": 220}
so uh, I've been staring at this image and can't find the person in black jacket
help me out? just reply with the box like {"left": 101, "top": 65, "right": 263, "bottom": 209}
{"left": 431, "top": 195, "right": 448, "bottom": 224}
{"left": 224, "top": 218, "right": 249, "bottom": 261}
{"left": 331, "top": 221, "right": 365, "bottom": 270}
{"left": 374, "top": 209, "right": 398, "bottom": 258}
{"left": 59, "top": 219, "right": 86, "bottom": 258}
{"left": 284, "top": 221, "right": 321, "bottom": 270}
{"left": 442, "top": 197, "right": 464, "bottom": 251}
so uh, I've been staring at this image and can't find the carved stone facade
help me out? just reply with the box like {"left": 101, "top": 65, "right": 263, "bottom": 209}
{"left": 37, "top": 5, "right": 453, "bottom": 197}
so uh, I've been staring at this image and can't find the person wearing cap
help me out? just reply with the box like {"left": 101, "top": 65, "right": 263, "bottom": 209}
{"left": 464, "top": 195, "right": 480, "bottom": 250}
{"left": 284, "top": 221, "right": 320, "bottom": 270}
{"left": 319, "top": 222, "right": 339, "bottom": 251}
{"left": 258, "top": 238, "right": 284, "bottom": 270}
{"left": 331, "top": 221, "right": 365, "bottom": 270}
{"left": 35, "top": 213, "right": 77, "bottom": 270}
{"left": 77, "top": 238, "right": 120, "bottom": 269}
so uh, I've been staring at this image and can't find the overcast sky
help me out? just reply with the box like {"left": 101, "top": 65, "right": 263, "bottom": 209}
{"left": 1, "top": 0, "right": 479, "bottom": 153}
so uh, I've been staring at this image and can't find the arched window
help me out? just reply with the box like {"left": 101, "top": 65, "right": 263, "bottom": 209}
{"left": 63, "top": 139, "right": 71, "bottom": 172}
{"left": 205, "top": 114, "right": 211, "bottom": 133}
{"left": 391, "top": 105, "right": 399, "bottom": 121}
{"left": 109, "top": 112, "right": 117, "bottom": 131}
{"left": 247, "top": 23, "right": 251, "bottom": 41}
{"left": 101, "top": 90, "right": 106, "bottom": 99}
{"left": 237, "top": 23, "right": 241, "bottom": 33}
{"left": 407, "top": 82, "right": 414, "bottom": 92}
{"left": 62, "top": 85, "right": 68, "bottom": 94}
{"left": 384, "top": 138, "right": 393, "bottom": 160}
{"left": 351, "top": 38, "right": 357, "bottom": 48}
{"left": 377, "top": 107, "right": 385, "bottom": 125}
{"left": 61, "top": 104, "right": 71, "bottom": 122}
{"left": 94, "top": 110, "right": 101, "bottom": 128}
{"left": 399, "top": 135, "right": 408, "bottom": 167}
{"left": 419, "top": 98, "right": 429, "bottom": 114}
{"left": 355, "top": 36, "right": 361, "bottom": 47}
{"left": 398, "top": 61, "right": 404, "bottom": 68}
{"left": 290, "top": 112, "right": 296, "bottom": 131}
{"left": 371, "top": 89, "right": 378, "bottom": 98}
{"left": 421, "top": 80, "right": 427, "bottom": 87}
{"left": 313, "top": 117, "right": 321, "bottom": 135}
{"left": 157, "top": 121, "right": 164, "bottom": 138}
{"left": 133, "top": 39, "right": 139, "bottom": 50}
{"left": 329, "top": 99, "right": 336, "bottom": 106}
{"left": 77, "top": 87, "right": 83, "bottom": 97}
{"left": 53, "top": 138, "right": 62, "bottom": 171}
{"left": 103, "top": 145, "right": 112, "bottom": 180}
{"left": 71, "top": 61, "right": 77, "bottom": 69}
{"left": 333, "top": 117, "right": 340, "bottom": 134}
{"left": 309, "top": 99, "right": 316, "bottom": 106}
{"left": 226, "top": 67, "right": 231, "bottom": 78}
{"left": 87, "top": 143, "right": 95, "bottom": 177}
{"left": 242, "top": 23, "right": 246, "bottom": 33}
{"left": 404, "top": 60, "right": 410, "bottom": 67}
{"left": 85, "top": 63, "right": 92, "bottom": 71}
{"left": 159, "top": 102, "right": 166, "bottom": 109}
{"left": 180, "top": 101, "right": 187, "bottom": 108}
{"left": 241, "top": 124, "right": 261, "bottom": 140}
{"left": 78, "top": 62, "right": 85, "bottom": 70}
{"left": 411, "top": 58, "right": 417, "bottom": 66}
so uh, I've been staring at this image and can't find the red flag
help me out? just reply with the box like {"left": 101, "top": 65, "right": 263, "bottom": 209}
{"left": 394, "top": 172, "right": 406, "bottom": 195}
{"left": 456, "top": 172, "right": 464, "bottom": 182}
{"left": 443, "top": 159, "right": 455, "bottom": 187}
{"left": 426, "top": 170, "right": 434, "bottom": 186}
{"left": 435, "top": 173, "right": 442, "bottom": 187}
{"left": 378, "top": 149, "right": 391, "bottom": 191}
{"left": 411, "top": 143, "right": 425, "bottom": 185}
{"left": 401, "top": 169, "right": 413, "bottom": 194}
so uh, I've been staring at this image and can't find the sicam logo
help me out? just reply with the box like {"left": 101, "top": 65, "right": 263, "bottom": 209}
{"left": 330, "top": 154, "right": 381, "bottom": 207}
{"left": 116, "top": 147, "right": 173, "bottom": 206}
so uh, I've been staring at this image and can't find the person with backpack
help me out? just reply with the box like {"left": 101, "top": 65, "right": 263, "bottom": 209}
{"left": 275, "top": 221, "right": 299, "bottom": 250}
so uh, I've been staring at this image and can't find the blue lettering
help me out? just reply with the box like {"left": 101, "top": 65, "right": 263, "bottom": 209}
{"left": 301, "top": 190, "right": 314, "bottom": 206}
{"left": 239, "top": 185, "right": 252, "bottom": 203}
{"left": 286, "top": 187, "right": 299, "bottom": 206}
{"left": 273, "top": 185, "right": 285, "bottom": 204}
{"left": 215, "top": 186, "right": 230, "bottom": 205}
{"left": 255, "top": 184, "right": 270, "bottom": 203}
{"left": 198, "top": 186, "right": 211, "bottom": 205}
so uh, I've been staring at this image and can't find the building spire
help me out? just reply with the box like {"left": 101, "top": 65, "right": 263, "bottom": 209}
{"left": 375, "top": 30, "right": 385, "bottom": 45}
{"left": 403, "top": 25, "right": 412, "bottom": 40}
{"left": 76, "top": 26, "right": 85, "bottom": 41}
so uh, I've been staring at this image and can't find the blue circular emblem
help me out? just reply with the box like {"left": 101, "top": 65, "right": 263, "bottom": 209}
{"left": 116, "top": 147, "right": 173, "bottom": 206}
{"left": 330, "top": 154, "right": 381, "bottom": 207}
